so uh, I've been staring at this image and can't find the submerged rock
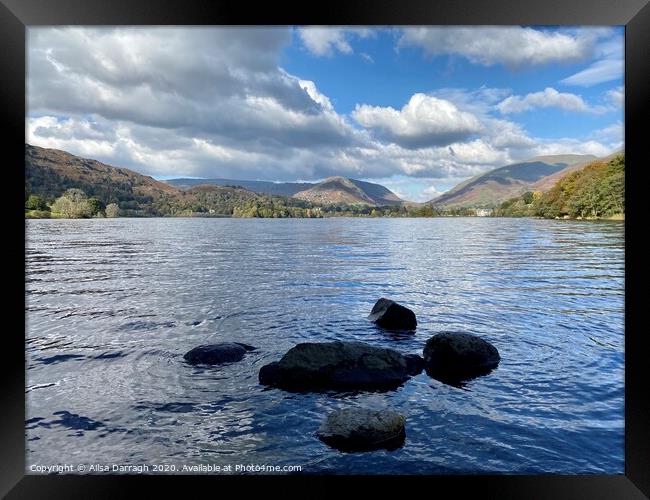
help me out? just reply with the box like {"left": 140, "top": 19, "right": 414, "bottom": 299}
{"left": 258, "top": 341, "right": 413, "bottom": 391}
{"left": 423, "top": 332, "right": 500, "bottom": 381}
{"left": 368, "top": 298, "right": 417, "bottom": 331}
{"left": 317, "top": 408, "right": 406, "bottom": 452}
{"left": 184, "top": 342, "right": 256, "bottom": 365}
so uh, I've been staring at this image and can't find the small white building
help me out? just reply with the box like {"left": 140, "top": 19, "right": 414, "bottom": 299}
{"left": 474, "top": 208, "right": 492, "bottom": 217}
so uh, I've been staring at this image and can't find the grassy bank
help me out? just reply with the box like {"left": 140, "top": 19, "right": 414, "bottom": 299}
{"left": 25, "top": 209, "right": 51, "bottom": 219}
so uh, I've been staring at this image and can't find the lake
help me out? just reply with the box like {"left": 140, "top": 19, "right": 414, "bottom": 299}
{"left": 25, "top": 217, "right": 624, "bottom": 474}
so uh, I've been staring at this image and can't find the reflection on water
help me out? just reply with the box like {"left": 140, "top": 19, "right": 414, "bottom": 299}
{"left": 25, "top": 217, "right": 624, "bottom": 474}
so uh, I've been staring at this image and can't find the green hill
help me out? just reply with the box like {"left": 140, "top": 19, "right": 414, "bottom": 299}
{"left": 494, "top": 154, "right": 624, "bottom": 219}
{"left": 429, "top": 154, "right": 597, "bottom": 208}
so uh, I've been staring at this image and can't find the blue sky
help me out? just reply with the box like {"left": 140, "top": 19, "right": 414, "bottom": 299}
{"left": 27, "top": 26, "right": 624, "bottom": 202}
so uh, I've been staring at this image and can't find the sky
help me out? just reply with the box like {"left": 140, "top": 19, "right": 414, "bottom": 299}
{"left": 26, "top": 26, "right": 624, "bottom": 202}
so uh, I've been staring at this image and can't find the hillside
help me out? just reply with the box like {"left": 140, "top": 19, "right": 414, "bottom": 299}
{"left": 292, "top": 176, "right": 403, "bottom": 206}
{"left": 25, "top": 144, "right": 178, "bottom": 203}
{"left": 495, "top": 154, "right": 625, "bottom": 219}
{"left": 24, "top": 144, "right": 406, "bottom": 217}
{"left": 528, "top": 151, "right": 623, "bottom": 193}
{"left": 338, "top": 178, "right": 403, "bottom": 206}
{"left": 25, "top": 144, "right": 261, "bottom": 216}
{"left": 429, "top": 154, "right": 597, "bottom": 208}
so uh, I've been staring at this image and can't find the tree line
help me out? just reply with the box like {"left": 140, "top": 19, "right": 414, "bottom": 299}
{"left": 25, "top": 188, "right": 120, "bottom": 218}
{"left": 25, "top": 185, "right": 479, "bottom": 219}
{"left": 30, "top": 156, "right": 622, "bottom": 220}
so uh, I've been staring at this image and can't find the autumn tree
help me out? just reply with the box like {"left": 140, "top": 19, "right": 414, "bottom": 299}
{"left": 50, "top": 188, "right": 93, "bottom": 218}
{"left": 26, "top": 194, "right": 48, "bottom": 211}
{"left": 105, "top": 203, "right": 120, "bottom": 218}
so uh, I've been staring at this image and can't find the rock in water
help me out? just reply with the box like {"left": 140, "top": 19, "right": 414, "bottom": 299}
{"left": 368, "top": 298, "right": 417, "bottom": 331}
{"left": 423, "top": 332, "right": 500, "bottom": 381}
{"left": 317, "top": 408, "right": 406, "bottom": 452}
{"left": 404, "top": 353, "right": 425, "bottom": 375}
{"left": 184, "top": 342, "right": 256, "bottom": 365}
{"left": 258, "top": 341, "right": 412, "bottom": 391}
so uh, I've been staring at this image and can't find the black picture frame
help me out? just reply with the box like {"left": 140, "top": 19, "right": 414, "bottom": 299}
{"left": 3, "top": 0, "right": 648, "bottom": 497}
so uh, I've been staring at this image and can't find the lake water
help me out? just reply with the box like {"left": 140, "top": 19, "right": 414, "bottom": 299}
{"left": 25, "top": 217, "right": 625, "bottom": 474}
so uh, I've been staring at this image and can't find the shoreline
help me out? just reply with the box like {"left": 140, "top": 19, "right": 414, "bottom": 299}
{"left": 25, "top": 213, "right": 625, "bottom": 221}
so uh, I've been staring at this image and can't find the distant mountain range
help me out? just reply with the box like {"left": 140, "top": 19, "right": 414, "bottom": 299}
{"left": 428, "top": 154, "right": 600, "bottom": 208}
{"left": 25, "top": 143, "right": 621, "bottom": 215}
{"left": 165, "top": 175, "right": 404, "bottom": 206}
{"left": 167, "top": 152, "right": 621, "bottom": 210}
{"left": 24, "top": 145, "right": 403, "bottom": 216}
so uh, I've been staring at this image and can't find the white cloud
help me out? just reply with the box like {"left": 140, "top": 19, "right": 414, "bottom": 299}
{"left": 27, "top": 27, "right": 621, "bottom": 201}
{"left": 560, "top": 33, "right": 623, "bottom": 87}
{"left": 532, "top": 139, "right": 615, "bottom": 158}
{"left": 297, "top": 27, "right": 373, "bottom": 57}
{"left": 444, "top": 139, "right": 509, "bottom": 165}
{"left": 27, "top": 27, "right": 376, "bottom": 180}
{"left": 483, "top": 118, "right": 537, "bottom": 150}
{"left": 297, "top": 78, "right": 334, "bottom": 112}
{"left": 431, "top": 87, "right": 512, "bottom": 117}
{"left": 28, "top": 110, "right": 618, "bottom": 200}
{"left": 27, "top": 116, "right": 118, "bottom": 160}
{"left": 496, "top": 87, "right": 606, "bottom": 114}
{"left": 421, "top": 185, "right": 443, "bottom": 199}
{"left": 398, "top": 26, "right": 597, "bottom": 67}
{"left": 28, "top": 27, "right": 357, "bottom": 148}
{"left": 591, "top": 121, "right": 624, "bottom": 146}
{"left": 370, "top": 176, "right": 448, "bottom": 202}
{"left": 560, "top": 58, "right": 624, "bottom": 87}
{"left": 605, "top": 86, "right": 624, "bottom": 107}
{"left": 352, "top": 93, "right": 483, "bottom": 149}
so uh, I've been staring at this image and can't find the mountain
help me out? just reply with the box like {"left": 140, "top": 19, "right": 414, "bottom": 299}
{"left": 495, "top": 154, "right": 624, "bottom": 219}
{"left": 429, "top": 154, "right": 598, "bottom": 208}
{"left": 164, "top": 177, "right": 314, "bottom": 197}
{"left": 25, "top": 143, "right": 179, "bottom": 201}
{"left": 24, "top": 144, "right": 402, "bottom": 217}
{"left": 25, "top": 144, "right": 258, "bottom": 215}
{"left": 166, "top": 176, "right": 403, "bottom": 206}
{"left": 292, "top": 176, "right": 403, "bottom": 206}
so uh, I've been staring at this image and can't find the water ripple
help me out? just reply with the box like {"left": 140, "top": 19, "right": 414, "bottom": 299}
{"left": 25, "top": 217, "right": 624, "bottom": 474}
